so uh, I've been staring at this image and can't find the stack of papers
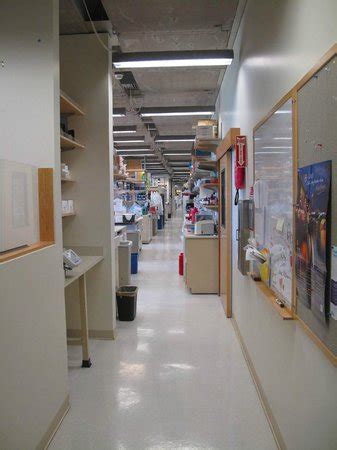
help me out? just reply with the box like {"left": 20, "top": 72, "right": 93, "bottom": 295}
{"left": 244, "top": 245, "right": 267, "bottom": 263}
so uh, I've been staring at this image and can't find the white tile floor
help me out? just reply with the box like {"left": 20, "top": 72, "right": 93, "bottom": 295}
{"left": 50, "top": 214, "right": 276, "bottom": 450}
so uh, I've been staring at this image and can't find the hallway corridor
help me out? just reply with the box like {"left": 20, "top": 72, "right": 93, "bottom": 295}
{"left": 50, "top": 216, "right": 276, "bottom": 450}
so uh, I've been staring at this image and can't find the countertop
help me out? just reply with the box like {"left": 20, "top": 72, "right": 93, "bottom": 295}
{"left": 64, "top": 255, "right": 104, "bottom": 288}
{"left": 184, "top": 232, "right": 218, "bottom": 240}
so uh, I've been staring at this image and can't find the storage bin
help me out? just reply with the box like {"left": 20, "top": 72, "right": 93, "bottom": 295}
{"left": 157, "top": 215, "right": 164, "bottom": 230}
{"left": 152, "top": 215, "right": 158, "bottom": 236}
{"left": 116, "top": 286, "right": 138, "bottom": 321}
{"left": 131, "top": 253, "right": 138, "bottom": 274}
{"left": 118, "top": 240, "right": 132, "bottom": 286}
{"left": 127, "top": 230, "right": 140, "bottom": 253}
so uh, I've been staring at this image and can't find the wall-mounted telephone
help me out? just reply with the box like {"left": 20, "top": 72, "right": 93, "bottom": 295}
{"left": 63, "top": 249, "right": 81, "bottom": 269}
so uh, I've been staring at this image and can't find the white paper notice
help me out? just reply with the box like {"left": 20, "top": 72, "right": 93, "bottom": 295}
{"left": 276, "top": 217, "right": 284, "bottom": 232}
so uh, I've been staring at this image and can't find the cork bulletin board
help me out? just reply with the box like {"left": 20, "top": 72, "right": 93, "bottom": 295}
{"left": 296, "top": 53, "right": 337, "bottom": 360}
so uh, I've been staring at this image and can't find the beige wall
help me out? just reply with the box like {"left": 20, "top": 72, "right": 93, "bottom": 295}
{"left": 0, "top": 1, "right": 69, "bottom": 449}
{"left": 60, "top": 34, "right": 116, "bottom": 335}
{"left": 216, "top": 1, "right": 337, "bottom": 449}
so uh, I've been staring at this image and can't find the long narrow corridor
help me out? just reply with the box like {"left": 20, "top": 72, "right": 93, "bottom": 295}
{"left": 50, "top": 215, "right": 276, "bottom": 450}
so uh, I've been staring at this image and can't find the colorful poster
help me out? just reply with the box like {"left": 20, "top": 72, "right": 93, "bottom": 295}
{"left": 330, "top": 246, "right": 337, "bottom": 320}
{"left": 295, "top": 160, "right": 331, "bottom": 321}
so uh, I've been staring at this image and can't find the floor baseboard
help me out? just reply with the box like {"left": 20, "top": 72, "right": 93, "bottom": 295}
{"left": 36, "top": 394, "right": 70, "bottom": 450}
{"left": 231, "top": 315, "right": 287, "bottom": 450}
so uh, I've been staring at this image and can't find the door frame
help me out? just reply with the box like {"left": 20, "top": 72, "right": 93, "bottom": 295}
{"left": 217, "top": 128, "right": 240, "bottom": 318}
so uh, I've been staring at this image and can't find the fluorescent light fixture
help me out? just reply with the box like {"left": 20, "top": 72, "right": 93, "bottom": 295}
{"left": 273, "top": 137, "right": 292, "bottom": 140}
{"left": 261, "top": 146, "right": 292, "bottom": 149}
{"left": 119, "top": 154, "right": 153, "bottom": 157}
{"left": 113, "top": 126, "right": 137, "bottom": 134}
{"left": 116, "top": 145, "right": 151, "bottom": 152}
{"left": 114, "top": 136, "right": 145, "bottom": 144}
{"left": 274, "top": 110, "right": 291, "bottom": 114}
{"left": 113, "top": 50, "right": 233, "bottom": 69}
{"left": 255, "top": 152, "right": 289, "bottom": 155}
{"left": 141, "top": 107, "right": 214, "bottom": 117}
{"left": 163, "top": 153, "right": 191, "bottom": 156}
{"left": 155, "top": 135, "right": 195, "bottom": 143}
{"left": 113, "top": 108, "right": 126, "bottom": 117}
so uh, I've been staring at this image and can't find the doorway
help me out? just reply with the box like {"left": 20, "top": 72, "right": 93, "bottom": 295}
{"left": 217, "top": 128, "right": 240, "bottom": 318}
{"left": 219, "top": 150, "right": 232, "bottom": 317}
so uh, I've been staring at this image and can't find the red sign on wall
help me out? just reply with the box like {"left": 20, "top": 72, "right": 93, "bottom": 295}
{"left": 235, "top": 135, "right": 247, "bottom": 167}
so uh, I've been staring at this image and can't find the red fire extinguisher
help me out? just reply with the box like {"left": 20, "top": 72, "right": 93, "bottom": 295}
{"left": 234, "top": 135, "right": 247, "bottom": 205}
{"left": 179, "top": 252, "right": 184, "bottom": 276}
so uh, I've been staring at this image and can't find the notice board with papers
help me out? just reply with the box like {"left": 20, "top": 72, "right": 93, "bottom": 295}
{"left": 296, "top": 52, "right": 337, "bottom": 360}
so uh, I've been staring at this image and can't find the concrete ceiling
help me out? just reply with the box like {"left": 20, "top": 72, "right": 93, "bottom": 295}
{"left": 60, "top": 0, "right": 239, "bottom": 176}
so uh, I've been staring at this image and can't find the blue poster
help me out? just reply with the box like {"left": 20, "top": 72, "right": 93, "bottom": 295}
{"left": 295, "top": 160, "right": 331, "bottom": 321}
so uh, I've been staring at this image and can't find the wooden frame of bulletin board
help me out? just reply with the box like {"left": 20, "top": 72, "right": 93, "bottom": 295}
{"left": 0, "top": 168, "right": 55, "bottom": 263}
{"left": 253, "top": 93, "right": 295, "bottom": 320}
{"left": 253, "top": 43, "right": 337, "bottom": 366}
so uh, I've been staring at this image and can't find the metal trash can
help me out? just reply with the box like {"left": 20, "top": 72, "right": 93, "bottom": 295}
{"left": 127, "top": 230, "right": 140, "bottom": 253}
{"left": 152, "top": 215, "right": 158, "bottom": 236}
{"left": 118, "top": 241, "right": 132, "bottom": 286}
{"left": 116, "top": 286, "right": 138, "bottom": 321}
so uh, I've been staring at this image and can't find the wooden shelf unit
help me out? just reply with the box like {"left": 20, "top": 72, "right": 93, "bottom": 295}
{"left": 203, "top": 204, "right": 219, "bottom": 210}
{"left": 194, "top": 138, "right": 220, "bottom": 152}
{"left": 202, "top": 183, "right": 219, "bottom": 190}
{"left": 62, "top": 212, "right": 76, "bottom": 218}
{"left": 61, "top": 134, "right": 85, "bottom": 151}
{"left": 198, "top": 163, "right": 217, "bottom": 171}
{"left": 60, "top": 91, "right": 85, "bottom": 116}
{"left": 59, "top": 91, "right": 84, "bottom": 228}
{"left": 114, "top": 173, "right": 127, "bottom": 181}
{"left": 126, "top": 178, "right": 145, "bottom": 185}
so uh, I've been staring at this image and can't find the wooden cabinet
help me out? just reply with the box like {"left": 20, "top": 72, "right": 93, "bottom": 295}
{"left": 184, "top": 234, "right": 219, "bottom": 294}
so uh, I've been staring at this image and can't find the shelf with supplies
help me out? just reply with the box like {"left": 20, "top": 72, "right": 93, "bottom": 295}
{"left": 114, "top": 173, "right": 127, "bottom": 181}
{"left": 60, "top": 91, "right": 83, "bottom": 226}
{"left": 203, "top": 204, "right": 219, "bottom": 211}
{"left": 126, "top": 178, "right": 146, "bottom": 185}
{"left": 113, "top": 174, "right": 145, "bottom": 185}
{"left": 60, "top": 134, "right": 85, "bottom": 151}
{"left": 60, "top": 91, "right": 85, "bottom": 116}
{"left": 62, "top": 212, "right": 76, "bottom": 218}
{"left": 197, "top": 161, "right": 217, "bottom": 172}
{"left": 201, "top": 183, "right": 219, "bottom": 190}
{"left": 194, "top": 138, "right": 221, "bottom": 152}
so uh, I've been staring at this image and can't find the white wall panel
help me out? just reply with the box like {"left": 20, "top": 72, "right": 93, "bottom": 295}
{"left": 216, "top": 1, "right": 337, "bottom": 449}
